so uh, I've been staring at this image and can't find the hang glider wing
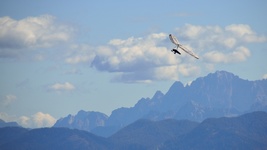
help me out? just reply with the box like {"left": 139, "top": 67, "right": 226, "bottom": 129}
{"left": 169, "top": 34, "right": 179, "bottom": 45}
{"left": 169, "top": 34, "right": 199, "bottom": 59}
{"left": 179, "top": 44, "right": 199, "bottom": 59}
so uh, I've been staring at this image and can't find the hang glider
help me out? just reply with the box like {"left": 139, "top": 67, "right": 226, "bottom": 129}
{"left": 169, "top": 34, "right": 199, "bottom": 59}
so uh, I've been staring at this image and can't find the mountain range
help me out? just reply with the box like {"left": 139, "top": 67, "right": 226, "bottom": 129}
{"left": 54, "top": 70, "right": 267, "bottom": 137}
{"left": 161, "top": 111, "right": 267, "bottom": 150}
{"left": 1, "top": 111, "right": 267, "bottom": 150}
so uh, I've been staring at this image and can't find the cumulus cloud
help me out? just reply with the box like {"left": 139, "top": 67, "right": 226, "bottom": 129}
{"left": 93, "top": 33, "right": 178, "bottom": 71}
{"left": 1, "top": 20, "right": 264, "bottom": 83}
{"left": 176, "top": 24, "right": 266, "bottom": 64}
{"left": 225, "top": 24, "right": 266, "bottom": 43}
{"left": 176, "top": 24, "right": 266, "bottom": 48}
{"left": 0, "top": 112, "right": 56, "bottom": 128}
{"left": 0, "top": 15, "right": 73, "bottom": 58}
{"left": 88, "top": 24, "right": 266, "bottom": 83}
{"left": 91, "top": 33, "right": 185, "bottom": 83}
{"left": 0, "top": 112, "right": 16, "bottom": 122}
{"left": 49, "top": 82, "right": 75, "bottom": 91}
{"left": 178, "top": 64, "right": 201, "bottom": 77}
{"left": 18, "top": 112, "right": 56, "bottom": 128}
{"left": 203, "top": 46, "right": 251, "bottom": 63}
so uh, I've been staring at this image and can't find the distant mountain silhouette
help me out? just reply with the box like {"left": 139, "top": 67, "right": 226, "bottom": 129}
{"left": 0, "top": 127, "right": 111, "bottom": 150}
{"left": 161, "top": 111, "right": 267, "bottom": 150}
{"left": 1, "top": 111, "right": 267, "bottom": 150}
{"left": 53, "top": 70, "right": 267, "bottom": 137}
{"left": 0, "top": 119, "right": 20, "bottom": 128}
{"left": 54, "top": 110, "right": 108, "bottom": 131}
{"left": 0, "top": 127, "right": 28, "bottom": 146}
{"left": 109, "top": 119, "right": 198, "bottom": 150}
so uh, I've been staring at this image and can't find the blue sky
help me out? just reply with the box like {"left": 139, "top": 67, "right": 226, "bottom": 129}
{"left": 0, "top": 0, "right": 267, "bottom": 128}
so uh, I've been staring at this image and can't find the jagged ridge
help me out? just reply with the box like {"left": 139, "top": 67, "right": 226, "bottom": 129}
{"left": 54, "top": 70, "right": 267, "bottom": 137}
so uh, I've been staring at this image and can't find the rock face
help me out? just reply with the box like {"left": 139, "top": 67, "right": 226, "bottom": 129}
{"left": 106, "top": 70, "right": 267, "bottom": 126}
{"left": 53, "top": 110, "right": 108, "bottom": 131}
{"left": 53, "top": 70, "right": 267, "bottom": 137}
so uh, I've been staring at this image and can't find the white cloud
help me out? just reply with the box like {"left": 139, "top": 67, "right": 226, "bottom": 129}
{"left": 91, "top": 33, "right": 185, "bottom": 83}
{"left": 178, "top": 64, "right": 201, "bottom": 77}
{"left": 76, "top": 24, "right": 265, "bottom": 83}
{"left": 203, "top": 46, "right": 250, "bottom": 63}
{"left": 95, "top": 33, "right": 178, "bottom": 72}
{"left": 263, "top": 74, "right": 267, "bottom": 79}
{"left": 31, "top": 112, "right": 56, "bottom": 128}
{"left": 154, "top": 65, "right": 180, "bottom": 81}
{"left": 0, "top": 112, "right": 16, "bottom": 122}
{"left": 0, "top": 112, "right": 56, "bottom": 128}
{"left": 18, "top": 112, "right": 56, "bottom": 128}
{"left": 225, "top": 24, "right": 266, "bottom": 43}
{"left": 175, "top": 24, "right": 266, "bottom": 64}
{"left": 0, "top": 15, "right": 73, "bottom": 58}
{"left": 18, "top": 116, "right": 31, "bottom": 127}
{"left": 225, "top": 24, "right": 253, "bottom": 36}
{"left": 49, "top": 82, "right": 75, "bottom": 91}
{"left": 177, "top": 24, "right": 266, "bottom": 48}
{"left": 2, "top": 21, "right": 263, "bottom": 83}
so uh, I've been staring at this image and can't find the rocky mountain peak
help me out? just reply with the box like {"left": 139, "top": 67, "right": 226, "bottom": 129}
{"left": 54, "top": 110, "right": 108, "bottom": 131}
{"left": 152, "top": 90, "right": 164, "bottom": 100}
{"left": 207, "top": 70, "right": 237, "bottom": 81}
{"left": 53, "top": 70, "right": 267, "bottom": 137}
{"left": 165, "top": 81, "right": 184, "bottom": 95}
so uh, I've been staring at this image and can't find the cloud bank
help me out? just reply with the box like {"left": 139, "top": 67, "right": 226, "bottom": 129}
{"left": 91, "top": 33, "right": 184, "bottom": 83}
{"left": 0, "top": 112, "right": 56, "bottom": 128}
{"left": 19, "top": 112, "right": 56, "bottom": 128}
{"left": 0, "top": 15, "right": 73, "bottom": 58}
{"left": 176, "top": 24, "right": 266, "bottom": 63}
{"left": 1, "top": 15, "right": 266, "bottom": 83}
{"left": 89, "top": 24, "right": 266, "bottom": 83}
